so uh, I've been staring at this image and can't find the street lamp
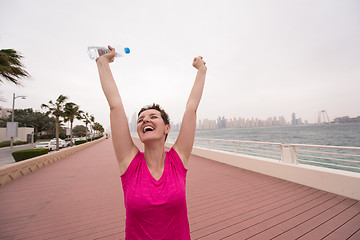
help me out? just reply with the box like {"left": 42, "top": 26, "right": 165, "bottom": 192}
{"left": 10, "top": 93, "right": 26, "bottom": 147}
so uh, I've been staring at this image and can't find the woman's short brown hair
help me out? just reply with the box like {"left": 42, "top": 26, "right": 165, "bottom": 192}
{"left": 138, "top": 103, "right": 170, "bottom": 125}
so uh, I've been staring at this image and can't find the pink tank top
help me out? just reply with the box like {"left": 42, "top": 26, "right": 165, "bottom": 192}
{"left": 121, "top": 148, "right": 190, "bottom": 240}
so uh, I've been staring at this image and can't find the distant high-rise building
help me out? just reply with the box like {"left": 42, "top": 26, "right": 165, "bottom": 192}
{"left": 291, "top": 113, "right": 296, "bottom": 125}
{"left": 279, "top": 116, "right": 287, "bottom": 125}
{"left": 217, "top": 116, "right": 226, "bottom": 129}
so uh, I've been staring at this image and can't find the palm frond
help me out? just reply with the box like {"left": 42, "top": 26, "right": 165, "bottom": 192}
{"left": 0, "top": 49, "right": 30, "bottom": 85}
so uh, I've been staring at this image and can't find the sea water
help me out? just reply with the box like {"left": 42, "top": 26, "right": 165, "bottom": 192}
{"left": 170, "top": 122, "right": 360, "bottom": 147}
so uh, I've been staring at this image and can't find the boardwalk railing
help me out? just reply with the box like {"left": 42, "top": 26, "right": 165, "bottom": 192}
{"left": 168, "top": 137, "right": 360, "bottom": 173}
{"left": 290, "top": 144, "right": 360, "bottom": 172}
{"left": 194, "top": 138, "right": 283, "bottom": 161}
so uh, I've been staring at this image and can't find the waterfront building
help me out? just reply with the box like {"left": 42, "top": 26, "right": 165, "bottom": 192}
{"left": 334, "top": 115, "right": 360, "bottom": 123}
{"left": 291, "top": 113, "right": 303, "bottom": 125}
{"left": 196, "top": 114, "right": 289, "bottom": 130}
{"left": 291, "top": 113, "right": 297, "bottom": 125}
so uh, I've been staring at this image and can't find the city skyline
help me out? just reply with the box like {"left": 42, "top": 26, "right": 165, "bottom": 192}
{"left": 128, "top": 111, "right": 359, "bottom": 132}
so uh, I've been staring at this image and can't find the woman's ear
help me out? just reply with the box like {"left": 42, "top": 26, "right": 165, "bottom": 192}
{"left": 165, "top": 124, "right": 170, "bottom": 134}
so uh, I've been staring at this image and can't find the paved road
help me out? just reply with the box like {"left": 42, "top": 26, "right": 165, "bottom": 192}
{"left": 0, "top": 144, "right": 35, "bottom": 167}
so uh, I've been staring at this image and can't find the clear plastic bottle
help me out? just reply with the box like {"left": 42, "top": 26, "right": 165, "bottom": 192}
{"left": 87, "top": 46, "right": 130, "bottom": 60}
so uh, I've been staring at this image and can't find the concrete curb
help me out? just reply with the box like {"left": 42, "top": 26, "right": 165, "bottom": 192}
{"left": 0, "top": 137, "right": 106, "bottom": 187}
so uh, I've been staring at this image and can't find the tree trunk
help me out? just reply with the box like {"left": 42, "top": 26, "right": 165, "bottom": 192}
{"left": 70, "top": 120, "right": 73, "bottom": 146}
{"left": 56, "top": 116, "right": 59, "bottom": 151}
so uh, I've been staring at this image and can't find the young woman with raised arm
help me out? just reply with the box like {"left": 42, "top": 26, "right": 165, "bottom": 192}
{"left": 96, "top": 46, "right": 206, "bottom": 239}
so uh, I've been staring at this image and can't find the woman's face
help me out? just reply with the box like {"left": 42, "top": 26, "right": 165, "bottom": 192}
{"left": 137, "top": 109, "right": 170, "bottom": 143}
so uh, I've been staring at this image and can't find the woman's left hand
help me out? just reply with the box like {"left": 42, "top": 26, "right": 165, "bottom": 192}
{"left": 193, "top": 56, "right": 207, "bottom": 71}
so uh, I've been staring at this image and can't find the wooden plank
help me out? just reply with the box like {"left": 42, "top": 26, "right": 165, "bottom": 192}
{"left": 297, "top": 201, "right": 360, "bottom": 239}
{"left": 270, "top": 198, "right": 359, "bottom": 240}
{"left": 322, "top": 212, "right": 360, "bottom": 240}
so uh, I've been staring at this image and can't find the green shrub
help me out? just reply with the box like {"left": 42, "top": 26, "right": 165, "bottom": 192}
{"left": 75, "top": 140, "right": 87, "bottom": 145}
{"left": 14, "top": 141, "right": 28, "bottom": 146}
{"left": 59, "top": 132, "right": 66, "bottom": 139}
{"left": 94, "top": 135, "right": 104, "bottom": 140}
{"left": 38, "top": 134, "right": 55, "bottom": 140}
{"left": 12, "top": 149, "right": 49, "bottom": 162}
{"left": 0, "top": 141, "right": 11, "bottom": 148}
{"left": 0, "top": 141, "right": 28, "bottom": 148}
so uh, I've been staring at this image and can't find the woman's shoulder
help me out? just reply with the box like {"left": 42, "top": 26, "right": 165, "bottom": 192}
{"left": 121, "top": 151, "right": 144, "bottom": 178}
{"left": 167, "top": 148, "right": 188, "bottom": 171}
{"left": 167, "top": 148, "right": 180, "bottom": 159}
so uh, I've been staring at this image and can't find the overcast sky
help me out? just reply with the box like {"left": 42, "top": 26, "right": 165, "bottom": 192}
{"left": 1, "top": 0, "right": 359, "bottom": 130}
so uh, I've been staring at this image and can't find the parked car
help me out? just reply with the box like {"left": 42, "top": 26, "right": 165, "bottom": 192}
{"left": 60, "top": 139, "right": 67, "bottom": 148}
{"left": 49, "top": 139, "right": 66, "bottom": 149}
{"left": 65, "top": 138, "right": 76, "bottom": 146}
{"left": 35, "top": 141, "right": 56, "bottom": 151}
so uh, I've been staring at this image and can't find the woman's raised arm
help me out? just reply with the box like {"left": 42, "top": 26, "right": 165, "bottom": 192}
{"left": 173, "top": 56, "right": 207, "bottom": 167}
{"left": 96, "top": 46, "right": 138, "bottom": 174}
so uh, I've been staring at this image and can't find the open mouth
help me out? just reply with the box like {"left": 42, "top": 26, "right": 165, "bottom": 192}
{"left": 143, "top": 126, "right": 154, "bottom": 133}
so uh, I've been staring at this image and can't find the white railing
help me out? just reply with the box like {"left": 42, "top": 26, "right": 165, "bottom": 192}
{"left": 167, "top": 137, "right": 360, "bottom": 173}
{"left": 194, "top": 138, "right": 283, "bottom": 161}
{"left": 290, "top": 144, "right": 360, "bottom": 172}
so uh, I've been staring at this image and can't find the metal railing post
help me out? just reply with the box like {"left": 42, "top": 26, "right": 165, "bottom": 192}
{"left": 282, "top": 144, "right": 298, "bottom": 164}
{"left": 291, "top": 145, "right": 298, "bottom": 164}
{"left": 280, "top": 144, "right": 285, "bottom": 162}
{"left": 233, "top": 141, "right": 237, "bottom": 154}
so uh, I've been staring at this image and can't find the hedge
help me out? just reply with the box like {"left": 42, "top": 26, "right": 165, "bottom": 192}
{"left": 77, "top": 135, "right": 104, "bottom": 144}
{"left": 75, "top": 140, "right": 87, "bottom": 145}
{"left": 0, "top": 141, "right": 29, "bottom": 148}
{"left": 12, "top": 149, "right": 49, "bottom": 162}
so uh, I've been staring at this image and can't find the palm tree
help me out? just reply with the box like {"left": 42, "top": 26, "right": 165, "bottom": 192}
{"left": 0, "top": 49, "right": 30, "bottom": 85}
{"left": 41, "top": 95, "right": 68, "bottom": 150}
{"left": 89, "top": 115, "right": 95, "bottom": 140}
{"left": 93, "top": 122, "right": 105, "bottom": 137}
{"left": 82, "top": 112, "right": 95, "bottom": 141}
{"left": 63, "top": 102, "right": 82, "bottom": 146}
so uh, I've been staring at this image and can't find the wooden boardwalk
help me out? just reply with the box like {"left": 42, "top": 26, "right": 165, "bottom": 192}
{"left": 0, "top": 138, "right": 359, "bottom": 239}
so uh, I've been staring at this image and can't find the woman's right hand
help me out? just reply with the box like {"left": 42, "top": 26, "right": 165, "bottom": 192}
{"left": 192, "top": 56, "right": 207, "bottom": 71}
{"left": 96, "top": 45, "right": 115, "bottom": 63}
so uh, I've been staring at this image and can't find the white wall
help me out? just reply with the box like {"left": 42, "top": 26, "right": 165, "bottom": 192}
{"left": 0, "top": 127, "right": 34, "bottom": 142}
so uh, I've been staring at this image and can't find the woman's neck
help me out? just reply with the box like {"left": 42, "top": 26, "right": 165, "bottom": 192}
{"left": 144, "top": 141, "right": 166, "bottom": 171}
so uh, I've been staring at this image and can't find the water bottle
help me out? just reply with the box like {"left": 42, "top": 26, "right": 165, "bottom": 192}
{"left": 87, "top": 46, "right": 130, "bottom": 60}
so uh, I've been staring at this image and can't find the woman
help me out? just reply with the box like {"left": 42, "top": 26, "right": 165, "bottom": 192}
{"left": 96, "top": 46, "right": 207, "bottom": 239}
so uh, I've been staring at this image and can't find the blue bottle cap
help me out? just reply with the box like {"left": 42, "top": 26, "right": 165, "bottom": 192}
{"left": 124, "top": 47, "right": 130, "bottom": 54}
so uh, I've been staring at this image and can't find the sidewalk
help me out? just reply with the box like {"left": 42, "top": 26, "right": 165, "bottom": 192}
{"left": 0, "top": 138, "right": 359, "bottom": 239}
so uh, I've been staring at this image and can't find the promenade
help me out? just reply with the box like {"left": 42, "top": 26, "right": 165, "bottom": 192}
{"left": 0, "top": 138, "right": 359, "bottom": 239}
